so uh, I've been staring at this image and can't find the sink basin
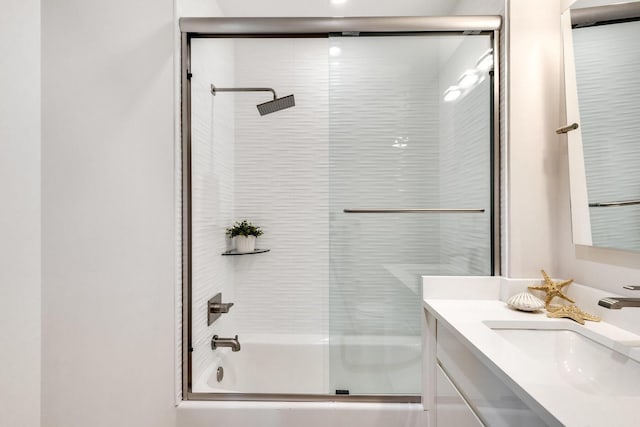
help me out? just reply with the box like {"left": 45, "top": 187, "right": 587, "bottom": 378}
{"left": 492, "top": 328, "right": 640, "bottom": 396}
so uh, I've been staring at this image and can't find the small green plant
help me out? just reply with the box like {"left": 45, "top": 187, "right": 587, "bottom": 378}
{"left": 226, "top": 220, "right": 263, "bottom": 238}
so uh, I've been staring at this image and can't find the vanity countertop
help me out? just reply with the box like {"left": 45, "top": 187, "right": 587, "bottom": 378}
{"left": 424, "top": 298, "right": 640, "bottom": 427}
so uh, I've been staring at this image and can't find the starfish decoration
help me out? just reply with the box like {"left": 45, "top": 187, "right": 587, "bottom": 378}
{"left": 528, "top": 270, "right": 575, "bottom": 309}
{"left": 546, "top": 305, "right": 601, "bottom": 325}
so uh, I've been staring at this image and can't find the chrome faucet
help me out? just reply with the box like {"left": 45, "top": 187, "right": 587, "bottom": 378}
{"left": 210, "top": 301, "right": 234, "bottom": 313}
{"left": 598, "top": 285, "right": 640, "bottom": 309}
{"left": 211, "top": 335, "right": 241, "bottom": 352}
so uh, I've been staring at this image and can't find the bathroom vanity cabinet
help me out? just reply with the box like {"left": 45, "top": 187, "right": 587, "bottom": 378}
{"left": 435, "top": 361, "right": 483, "bottom": 427}
{"left": 434, "top": 321, "right": 548, "bottom": 426}
{"left": 422, "top": 275, "right": 640, "bottom": 427}
{"left": 424, "top": 294, "right": 640, "bottom": 427}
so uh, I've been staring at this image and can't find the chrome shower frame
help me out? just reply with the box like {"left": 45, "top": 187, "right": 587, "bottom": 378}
{"left": 180, "top": 16, "right": 502, "bottom": 403}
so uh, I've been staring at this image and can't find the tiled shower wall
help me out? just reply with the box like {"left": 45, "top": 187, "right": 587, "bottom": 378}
{"left": 232, "top": 39, "right": 330, "bottom": 335}
{"left": 191, "top": 39, "right": 236, "bottom": 381}
{"left": 438, "top": 36, "right": 493, "bottom": 275}
{"left": 191, "top": 38, "right": 330, "bottom": 386}
{"left": 328, "top": 37, "right": 441, "bottom": 337}
{"left": 190, "top": 36, "right": 495, "bottom": 385}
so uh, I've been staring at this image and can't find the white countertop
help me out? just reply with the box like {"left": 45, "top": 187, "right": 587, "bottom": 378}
{"left": 424, "top": 298, "right": 640, "bottom": 427}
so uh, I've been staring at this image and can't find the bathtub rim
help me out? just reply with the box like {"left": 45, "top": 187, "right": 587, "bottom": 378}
{"left": 186, "top": 392, "right": 421, "bottom": 403}
{"left": 193, "top": 334, "right": 423, "bottom": 396}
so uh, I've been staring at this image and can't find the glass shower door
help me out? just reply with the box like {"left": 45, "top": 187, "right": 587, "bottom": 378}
{"left": 328, "top": 34, "right": 493, "bottom": 395}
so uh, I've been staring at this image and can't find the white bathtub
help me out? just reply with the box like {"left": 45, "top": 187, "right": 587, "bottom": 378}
{"left": 182, "top": 334, "right": 426, "bottom": 427}
{"left": 194, "top": 334, "right": 328, "bottom": 394}
{"left": 192, "top": 334, "right": 422, "bottom": 395}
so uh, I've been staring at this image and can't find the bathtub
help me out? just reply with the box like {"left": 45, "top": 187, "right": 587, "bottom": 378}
{"left": 192, "top": 334, "right": 422, "bottom": 395}
{"left": 193, "top": 334, "right": 328, "bottom": 394}
{"left": 181, "top": 334, "right": 426, "bottom": 427}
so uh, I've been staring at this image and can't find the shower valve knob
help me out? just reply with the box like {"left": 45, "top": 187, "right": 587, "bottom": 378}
{"left": 210, "top": 302, "right": 234, "bottom": 314}
{"left": 207, "top": 293, "right": 234, "bottom": 326}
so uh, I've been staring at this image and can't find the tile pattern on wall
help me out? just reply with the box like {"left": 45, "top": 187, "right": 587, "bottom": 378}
{"left": 438, "top": 37, "right": 493, "bottom": 276}
{"left": 190, "top": 39, "right": 237, "bottom": 386}
{"left": 439, "top": 77, "right": 491, "bottom": 275}
{"left": 328, "top": 36, "right": 442, "bottom": 338}
{"left": 188, "top": 34, "right": 496, "bottom": 392}
{"left": 232, "top": 38, "right": 330, "bottom": 335}
{"left": 175, "top": 81, "right": 183, "bottom": 402}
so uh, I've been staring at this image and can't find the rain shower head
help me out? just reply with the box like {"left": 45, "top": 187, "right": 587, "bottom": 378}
{"left": 211, "top": 84, "right": 295, "bottom": 116}
{"left": 256, "top": 94, "right": 295, "bottom": 116}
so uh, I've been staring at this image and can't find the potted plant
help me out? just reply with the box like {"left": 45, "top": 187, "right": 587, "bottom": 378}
{"left": 226, "top": 220, "right": 263, "bottom": 253}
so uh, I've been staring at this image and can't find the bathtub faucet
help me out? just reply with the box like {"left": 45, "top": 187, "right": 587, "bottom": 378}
{"left": 211, "top": 335, "right": 241, "bottom": 352}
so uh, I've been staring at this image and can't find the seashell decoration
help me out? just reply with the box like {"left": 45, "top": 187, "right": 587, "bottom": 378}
{"left": 507, "top": 292, "right": 545, "bottom": 312}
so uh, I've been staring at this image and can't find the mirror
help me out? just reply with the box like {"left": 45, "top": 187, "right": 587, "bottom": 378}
{"left": 562, "top": 1, "right": 640, "bottom": 252}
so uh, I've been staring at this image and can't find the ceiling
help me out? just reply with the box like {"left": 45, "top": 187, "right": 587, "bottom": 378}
{"left": 213, "top": 0, "right": 460, "bottom": 17}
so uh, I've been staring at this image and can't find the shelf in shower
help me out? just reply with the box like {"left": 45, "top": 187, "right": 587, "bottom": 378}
{"left": 221, "top": 248, "right": 270, "bottom": 256}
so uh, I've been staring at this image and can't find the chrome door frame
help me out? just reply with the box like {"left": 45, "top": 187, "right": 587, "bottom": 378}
{"left": 180, "top": 16, "right": 502, "bottom": 402}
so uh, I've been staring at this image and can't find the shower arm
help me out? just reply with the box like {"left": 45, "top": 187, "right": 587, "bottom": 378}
{"left": 211, "top": 84, "right": 277, "bottom": 100}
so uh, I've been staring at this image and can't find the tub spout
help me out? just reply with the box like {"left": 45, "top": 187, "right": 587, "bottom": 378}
{"left": 211, "top": 335, "right": 241, "bottom": 352}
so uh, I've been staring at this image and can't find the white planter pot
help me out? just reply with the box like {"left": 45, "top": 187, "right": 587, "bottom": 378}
{"left": 235, "top": 235, "right": 256, "bottom": 253}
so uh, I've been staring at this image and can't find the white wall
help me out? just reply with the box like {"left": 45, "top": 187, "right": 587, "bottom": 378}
{"left": 506, "top": 0, "right": 566, "bottom": 277}
{"left": 451, "top": 0, "right": 504, "bottom": 14}
{"left": 212, "top": 0, "right": 454, "bottom": 17}
{"left": 507, "top": 0, "right": 640, "bottom": 291}
{"left": 0, "top": 1, "right": 41, "bottom": 426}
{"left": 41, "top": 1, "right": 176, "bottom": 426}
